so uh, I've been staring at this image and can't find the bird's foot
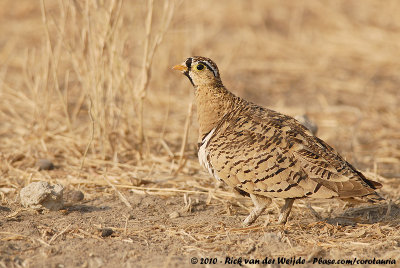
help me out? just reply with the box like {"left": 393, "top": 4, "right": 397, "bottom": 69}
{"left": 243, "top": 210, "right": 261, "bottom": 226}
{"left": 242, "top": 194, "right": 272, "bottom": 226}
{"left": 276, "top": 198, "right": 295, "bottom": 225}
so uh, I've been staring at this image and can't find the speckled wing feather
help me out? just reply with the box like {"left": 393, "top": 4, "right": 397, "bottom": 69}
{"left": 203, "top": 102, "right": 381, "bottom": 200}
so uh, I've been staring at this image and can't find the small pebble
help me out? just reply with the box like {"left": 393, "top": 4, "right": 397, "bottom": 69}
{"left": 36, "top": 159, "right": 55, "bottom": 171}
{"left": 69, "top": 190, "right": 84, "bottom": 202}
{"left": 169, "top": 211, "right": 180, "bottom": 219}
{"left": 11, "top": 154, "right": 25, "bottom": 163}
{"left": 101, "top": 228, "right": 113, "bottom": 237}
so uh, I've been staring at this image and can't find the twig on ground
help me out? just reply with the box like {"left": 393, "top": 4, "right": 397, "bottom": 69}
{"left": 104, "top": 174, "right": 132, "bottom": 209}
{"left": 307, "top": 203, "right": 323, "bottom": 221}
{"left": 49, "top": 223, "right": 72, "bottom": 245}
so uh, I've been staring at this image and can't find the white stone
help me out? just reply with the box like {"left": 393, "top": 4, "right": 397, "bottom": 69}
{"left": 20, "top": 181, "right": 64, "bottom": 211}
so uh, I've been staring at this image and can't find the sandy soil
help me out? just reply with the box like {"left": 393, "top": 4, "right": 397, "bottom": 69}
{"left": 1, "top": 181, "right": 400, "bottom": 267}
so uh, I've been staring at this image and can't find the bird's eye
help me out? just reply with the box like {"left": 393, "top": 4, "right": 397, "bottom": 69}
{"left": 196, "top": 63, "right": 204, "bottom": 70}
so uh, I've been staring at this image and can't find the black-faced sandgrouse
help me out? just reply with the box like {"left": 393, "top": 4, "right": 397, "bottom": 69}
{"left": 172, "top": 56, "right": 383, "bottom": 225}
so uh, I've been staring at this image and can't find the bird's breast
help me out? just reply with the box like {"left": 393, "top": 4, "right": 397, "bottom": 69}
{"left": 198, "top": 128, "right": 223, "bottom": 181}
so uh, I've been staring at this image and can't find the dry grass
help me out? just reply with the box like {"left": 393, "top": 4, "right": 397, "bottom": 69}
{"left": 1, "top": 0, "right": 400, "bottom": 266}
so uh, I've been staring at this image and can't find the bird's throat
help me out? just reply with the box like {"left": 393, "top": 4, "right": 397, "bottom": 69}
{"left": 195, "top": 85, "right": 236, "bottom": 141}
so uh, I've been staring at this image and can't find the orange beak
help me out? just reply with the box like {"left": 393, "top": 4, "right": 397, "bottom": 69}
{"left": 172, "top": 64, "right": 188, "bottom": 72}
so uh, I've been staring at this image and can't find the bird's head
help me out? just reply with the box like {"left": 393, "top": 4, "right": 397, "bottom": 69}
{"left": 172, "top": 56, "right": 222, "bottom": 87}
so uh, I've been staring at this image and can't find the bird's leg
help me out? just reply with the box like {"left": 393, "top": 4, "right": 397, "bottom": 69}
{"left": 277, "top": 198, "right": 295, "bottom": 224}
{"left": 243, "top": 194, "right": 272, "bottom": 226}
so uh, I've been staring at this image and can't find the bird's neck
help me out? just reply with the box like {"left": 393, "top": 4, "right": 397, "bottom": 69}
{"left": 195, "top": 84, "right": 237, "bottom": 141}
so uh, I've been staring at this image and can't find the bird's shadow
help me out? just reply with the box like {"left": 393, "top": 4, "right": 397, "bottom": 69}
{"left": 64, "top": 204, "right": 111, "bottom": 213}
{"left": 326, "top": 203, "right": 400, "bottom": 226}
{"left": 0, "top": 206, "right": 11, "bottom": 212}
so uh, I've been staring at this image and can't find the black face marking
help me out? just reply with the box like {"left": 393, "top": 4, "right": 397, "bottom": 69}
{"left": 185, "top": 58, "right": 192, "bottom": 69}
{"left": 184, "top": 71, "right": 194, "bottom": 86}
{"left": 183, "top": 57, "right": 194, "bottom": 86}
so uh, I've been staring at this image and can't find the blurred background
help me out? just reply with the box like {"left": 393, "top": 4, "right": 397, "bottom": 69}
{"left": 1, "top": 0, "right": 399, "bottom": 194}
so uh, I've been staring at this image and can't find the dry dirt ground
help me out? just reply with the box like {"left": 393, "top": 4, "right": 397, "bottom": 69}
{"left": 1, "top": 0, "right": 400, "bottom": 267}
{"left": 1, "top": 182, "right": 400, "bottom": 268}
{"left": 1, "top": 183, "right": 400, "bottom": 267}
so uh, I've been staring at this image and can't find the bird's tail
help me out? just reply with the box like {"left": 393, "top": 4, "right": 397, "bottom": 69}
{"left": 341, "top": 191, "right": 385, "bottom": 205}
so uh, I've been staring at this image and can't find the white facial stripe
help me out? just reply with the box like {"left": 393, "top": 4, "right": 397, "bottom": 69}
{"left": 203, "top": 62, "right": 219, "bottom": 77}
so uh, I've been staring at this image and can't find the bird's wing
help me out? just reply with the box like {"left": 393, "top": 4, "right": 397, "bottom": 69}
{"left": 206, "top": 107, "right": 380, "bottom": 199}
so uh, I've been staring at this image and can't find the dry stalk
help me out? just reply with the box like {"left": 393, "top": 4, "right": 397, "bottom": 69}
{"left": 48, "top": 223, "right": 72, "bottom": 245}
{"left": 79, "top": 97, "right": 95, "bottom": 177}
{"left": 137, "top": 0, "right": 154, "bottom": 153}
{"left": 78, "top": 229, "right": 103, "bottom": 241}
{"left": 174, "top": 100, "right": 193, "bottom": 175}
{"left": 306, "top": 203, "right": 323, "bottom": 220}
{"left": 104, "top": 174, "right": 132, "bottom": 209}
{"left": 136, "top": 0, "right": 176, "bottom": 156}
{"left": 40, "top": 0, "right": 72, "bottom": 131}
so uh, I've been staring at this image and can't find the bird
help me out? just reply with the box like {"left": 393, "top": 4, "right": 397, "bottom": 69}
{"left": 172, "top": 56, "right": 383, "bottom": 225}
